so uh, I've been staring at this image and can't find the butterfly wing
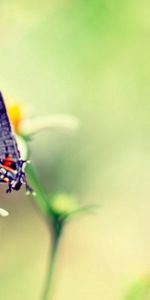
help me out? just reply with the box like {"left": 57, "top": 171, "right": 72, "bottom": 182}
{"left": 0, "top": 92, "right": 20, "bottom": 161}
{"left": 0, "top": 91, "right": 33, "bottom": 194}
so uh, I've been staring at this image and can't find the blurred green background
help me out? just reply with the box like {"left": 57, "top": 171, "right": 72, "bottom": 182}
{"left": 0, "top": 0, "right": 150, "bottom": 299}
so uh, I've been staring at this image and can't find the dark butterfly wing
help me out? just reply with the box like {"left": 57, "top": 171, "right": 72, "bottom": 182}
{"left": 0, "top": 92, "right": 21, "bottom": 161}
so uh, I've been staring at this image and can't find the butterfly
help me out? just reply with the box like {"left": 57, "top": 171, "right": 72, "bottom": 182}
{"left": 0, "top": 92, "right": 33, "bottom": 194}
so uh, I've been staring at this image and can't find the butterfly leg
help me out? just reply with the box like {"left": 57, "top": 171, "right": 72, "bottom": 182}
{"left": 20, "top": 172, "right": 35, "bottom": 196}
{"left": 25, "top": 182, "right": 34, "bottom": 195}
{"left": 23, "top": 176, "right": 36, "bottom": 196}
{"left": 6, "top": 183, "right": 12, "bottom": 193}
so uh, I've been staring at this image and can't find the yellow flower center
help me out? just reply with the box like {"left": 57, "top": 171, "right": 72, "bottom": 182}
{"left": 7, "top": 103, "right": 24, "bottom": 133}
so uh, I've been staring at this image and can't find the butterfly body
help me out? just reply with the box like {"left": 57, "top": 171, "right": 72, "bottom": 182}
{"left": 0, "top": 92, "right": 33, "bottom": 194}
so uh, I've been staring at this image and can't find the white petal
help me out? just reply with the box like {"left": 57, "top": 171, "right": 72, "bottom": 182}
{"left": 19, "top": 115, "right": 80, "bottom": 136}
{"left": 0, "top": 208, "right": 9, "bottom": 217}
{"left": 15, "top": 135, "right": 28, "bottom": 160}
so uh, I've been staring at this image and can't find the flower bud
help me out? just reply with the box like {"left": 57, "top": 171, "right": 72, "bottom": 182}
{"left": 50, "top": 194, "right": 79, "bottom": 217}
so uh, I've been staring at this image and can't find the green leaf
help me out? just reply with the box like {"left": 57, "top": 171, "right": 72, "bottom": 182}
{"left": 66, "top": 204, "right": 99, "bottom": 220}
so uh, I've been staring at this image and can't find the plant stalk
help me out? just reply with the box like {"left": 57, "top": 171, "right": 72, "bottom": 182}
{"left": 26, "top": 163, "right": 50, "bottom": 214}
{"left": 26, "top": 162, "right": 63, "bottom": 300}
{"left": 41, "top": 227, "right": 62, "bottom": 300}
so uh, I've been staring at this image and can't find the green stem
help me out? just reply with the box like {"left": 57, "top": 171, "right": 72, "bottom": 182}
{"left": 25, "top": 163, "right": 63, "bottom": 300}
{"left": 26, "top": 163, "right": 50, "bottom": 214}
{"left": 41, "top": 227, "right": 62, "bottom": 300}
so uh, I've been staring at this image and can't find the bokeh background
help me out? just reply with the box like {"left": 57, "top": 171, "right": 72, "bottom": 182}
{"left": 0, "top": 0, "right": 150, "bottom": 299}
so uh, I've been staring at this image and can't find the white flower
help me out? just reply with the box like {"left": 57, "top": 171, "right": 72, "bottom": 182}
{"left": 6, "top": 101, "right": 80, "bottom": 136}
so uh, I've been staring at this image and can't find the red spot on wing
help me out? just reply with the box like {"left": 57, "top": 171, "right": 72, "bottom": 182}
{"left": 2, "top": 156, "right": 16, "bottom": 171}
{"left": 3, "top": 156, "right": 13, "bottom": 166}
